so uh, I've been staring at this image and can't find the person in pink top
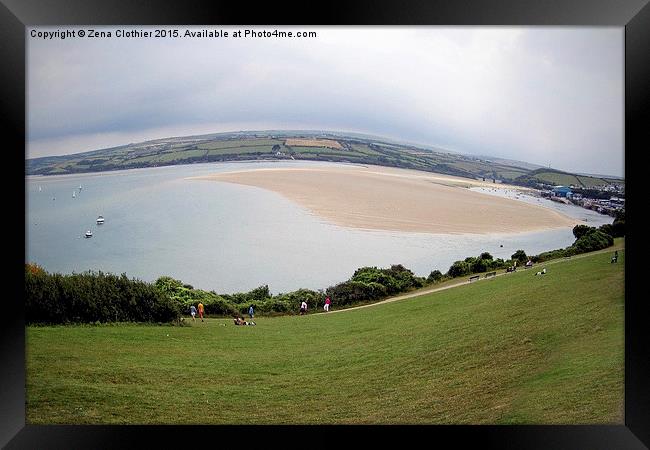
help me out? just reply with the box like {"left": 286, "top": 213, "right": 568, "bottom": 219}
{"left": 324, "top": 296, "right": 331, "bottom": 312}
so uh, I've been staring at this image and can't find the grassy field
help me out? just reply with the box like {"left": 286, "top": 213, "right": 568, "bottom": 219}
{"left": 26, "top": 249, "right": 624, "bottom": 424}
{"left": 197, "top": 139, "right": 283, "bottom": 150}
{"left": 285, "top": 138, "right": 343, "bottom": 149}
{"left": 521, "top": 170, "right": 620, "bottom": 188}
{"left": 206, "top": 146, "right": 276, "bottom": 156}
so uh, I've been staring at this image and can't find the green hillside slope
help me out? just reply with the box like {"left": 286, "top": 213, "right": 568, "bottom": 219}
{"left": 514, "top": 168, "right": 622, "bottom": 188}
{"left": 26, "top": 132, "right": 529, "bottom": 181}
{"left": 26, "top": 249, "right": 623, "bottom": 424}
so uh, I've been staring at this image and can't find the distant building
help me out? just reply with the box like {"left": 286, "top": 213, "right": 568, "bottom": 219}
{"left": 552, "top": 186, "right": 572, "bottom": 198}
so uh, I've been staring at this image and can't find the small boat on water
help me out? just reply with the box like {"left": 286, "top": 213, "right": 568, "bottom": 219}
{"left": 72, "top": 191, "right": 76, "bottom": 198}
{"left": 96, "top": 215, "right": 105, "bottom": 224}
{"left": 85, "top": 230, "right": 93, "bottom": 238}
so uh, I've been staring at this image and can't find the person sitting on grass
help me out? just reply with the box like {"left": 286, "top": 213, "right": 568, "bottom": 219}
{"left": 233, "top": 317, "right": 256, "bottom": 326}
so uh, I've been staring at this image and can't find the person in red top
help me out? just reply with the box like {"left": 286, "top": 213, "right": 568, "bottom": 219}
{"left": 197, "top": 302, "right": 204, "bottom": 322}
{"left": 324, "top": 297, "right": 331, "bottom": 312}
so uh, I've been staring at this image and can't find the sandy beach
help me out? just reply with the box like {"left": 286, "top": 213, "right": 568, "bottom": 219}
{"left": 194, "top": 165, "right": 579, "bottom": 234}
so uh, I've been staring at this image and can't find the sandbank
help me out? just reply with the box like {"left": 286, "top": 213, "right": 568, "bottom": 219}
{"left": 193, "top": 165, "right": 580, "bottom": 234}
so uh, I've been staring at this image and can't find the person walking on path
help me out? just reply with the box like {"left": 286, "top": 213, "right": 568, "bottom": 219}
{"left": 324, "top": 297, "right": 331, "bottom": 312}
{"left": 300, "top": 301, "right": 307, "bottom": 315}
{"left": 249, "top": 305, "right": 255, "bottom": 320}
{"left": 198, "top": 302, "right": 204, "bottom": 322}
{"left": 190, "top": 305, "right": 197, "bottom": 322}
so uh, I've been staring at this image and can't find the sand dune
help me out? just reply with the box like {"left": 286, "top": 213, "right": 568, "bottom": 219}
{"left": 194, "top": 165, "right": 579, "bottom": 234}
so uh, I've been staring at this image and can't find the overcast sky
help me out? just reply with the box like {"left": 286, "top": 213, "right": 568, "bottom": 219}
{"left": 27, "top": 26, "right": 623, "bottom": 177}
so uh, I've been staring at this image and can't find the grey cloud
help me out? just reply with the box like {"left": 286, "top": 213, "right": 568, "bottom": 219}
{"left": 27, "top": 26, "right": 623, "bottom": 176}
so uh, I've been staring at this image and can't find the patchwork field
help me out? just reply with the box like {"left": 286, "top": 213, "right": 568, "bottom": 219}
{"left": 26, "top": 132, "right": 625, "bottom": 192}
{"left": 285, "top": 138, "right": 344, "bottom": 149}
{"left": 26, "top": 248, "right": 624, "bottom": 424}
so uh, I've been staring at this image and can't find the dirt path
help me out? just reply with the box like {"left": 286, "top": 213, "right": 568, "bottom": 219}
{"left": 321, "top": 244, "right": 624, "bottom": 316}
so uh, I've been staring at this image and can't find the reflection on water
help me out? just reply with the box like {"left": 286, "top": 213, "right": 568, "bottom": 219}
{"left": 26, "top": 162, "right": 613, "bottom": 294}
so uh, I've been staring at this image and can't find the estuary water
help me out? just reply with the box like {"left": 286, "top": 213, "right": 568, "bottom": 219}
{"left": 26, "top": 161, "right": 613, "bottom": 294}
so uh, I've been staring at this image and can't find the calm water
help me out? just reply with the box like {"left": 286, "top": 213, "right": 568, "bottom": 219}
{"left": 26, "top": 161, "right": 613, "bottom": 294}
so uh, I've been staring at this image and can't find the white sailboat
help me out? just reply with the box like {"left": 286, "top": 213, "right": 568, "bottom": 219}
{"left": 72, "top": 190, "right": 76, "bottom": 198}
{"left": 85, "top": 230, "right": 93, "bottom": 238}
{"left": 38, "top": 185, "right": 42, "bottom": 192}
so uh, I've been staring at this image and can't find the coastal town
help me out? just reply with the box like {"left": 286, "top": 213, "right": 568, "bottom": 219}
{"left": 540, "top": 183, "right": 625, "bottom": 217}
{"left": 475, "top": 173, "right": 625, "bottom": 219}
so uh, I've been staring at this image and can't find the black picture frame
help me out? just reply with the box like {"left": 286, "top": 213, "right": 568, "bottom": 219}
{"left": 2, "top": 1, "right": 648, "bottom": 448}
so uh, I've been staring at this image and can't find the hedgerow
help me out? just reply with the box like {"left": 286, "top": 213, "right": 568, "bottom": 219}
{"left": 25, "top": 267, "right": 180, "bottom": 324}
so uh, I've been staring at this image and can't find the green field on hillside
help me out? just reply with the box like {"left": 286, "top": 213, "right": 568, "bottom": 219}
{"left": 26, "top": 132, "right": 624, "bottom": 190}
{"left": 206, "top": 146, "right": 276, "bottom": 156}
{"left": 531, "top": 171, "right": 582, "bottom": 186}
{"left": 518, "top": 170, "right": 619, "bottom": 188}
{"left": 26, "top": 249, "right": 624, "bottom": 424}
{"left": 197, "top": 139, "right": 282, "bottom": 150}
{"left": 23, "top": 133, "right": 525, "bottom": 181}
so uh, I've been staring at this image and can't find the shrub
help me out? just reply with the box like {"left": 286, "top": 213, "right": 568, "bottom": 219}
{"left": 155, "top": 276, "right": 235, "bottom": 316}
{"left": 427, "top": 270, "right": 444, "bottom": 283}
{"left": 325, "top": 281, "right": 386, "bottom": 306}
{"left": 598, "top": 224, "right": 614, "bottom": 238}
{"left": 572, "top": 230, "right": 613, "bottom": 254}
{"left": 247, "top": 285, "right": 272, "bottom": 303}
{"left": 351, "top": 265, "right": 423, "bottom": 295}
{"left": 222, "top": 285, "right": 272, "bottom": 305}
{"left": 490, "top": 258, "right": 509, "bottom": 270}
{"left": 273, "top": 289, "right": 324, "bottom": 312}
{"left": 511, "top": 250, "right": 528, "bottom": 264}
{"left": 202, "top": 296, "right": 239, "bottom": 316}
{"left": 531, "top": 248, "right": 567, "bottom": 263}
{"left": 611, "top": 216, "right": 625, "bottom": 237}
{"left": 447, "top": 260, "right": 471, "bottom": 278}
{"left": 258, "top": 298, "right": 293, "bottom": 314}
{"left": 26, "top": 268, "right": 180, "bottom": 324}
{"left": 572, "top": 224, "right": 595, "bottom": 239}
{"left": 470, "top": 258, "right": 488, "bottom": 274}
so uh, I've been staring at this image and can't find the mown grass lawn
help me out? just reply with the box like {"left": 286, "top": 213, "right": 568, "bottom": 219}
{"left": 26, "top": 249, "right": 624, "bottom": 424}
